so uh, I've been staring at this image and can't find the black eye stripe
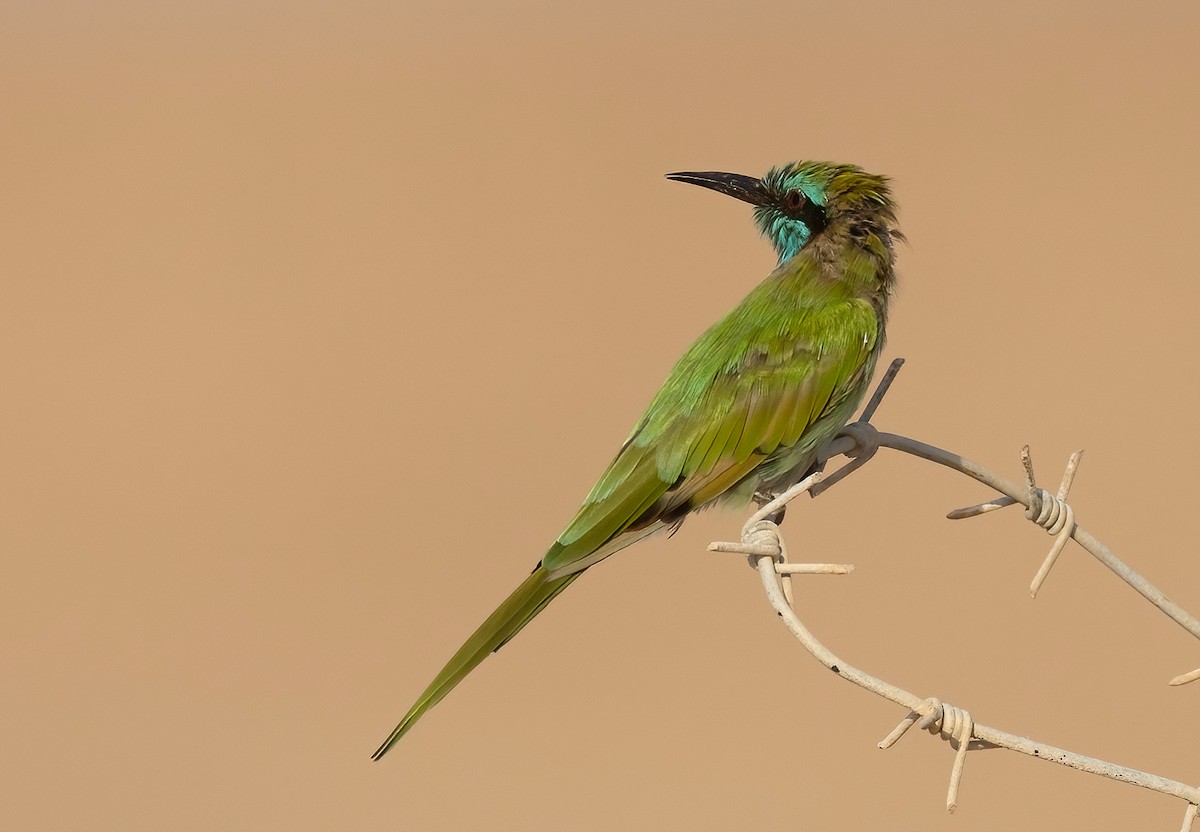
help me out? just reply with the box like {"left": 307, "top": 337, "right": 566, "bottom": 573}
{"left": 779, "top": 189, "right": 828, "bottom": 234}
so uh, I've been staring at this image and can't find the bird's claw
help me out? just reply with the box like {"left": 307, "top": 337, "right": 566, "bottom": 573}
{"left": 753, "top": 490, "right": 787, "bottom": 524}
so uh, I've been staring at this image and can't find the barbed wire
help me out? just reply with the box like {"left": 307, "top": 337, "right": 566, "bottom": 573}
{"left": 709, "top": 358, "right": 1200, "bottom": 828}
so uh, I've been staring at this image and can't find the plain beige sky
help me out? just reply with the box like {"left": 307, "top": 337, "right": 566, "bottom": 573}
{"left": 2, "top": 1, "right": 1199, "bottom": 829}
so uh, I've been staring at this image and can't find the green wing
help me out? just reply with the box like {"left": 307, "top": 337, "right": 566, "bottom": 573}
{"left": 542, "top": 256, "right": 881, "bottom": 578}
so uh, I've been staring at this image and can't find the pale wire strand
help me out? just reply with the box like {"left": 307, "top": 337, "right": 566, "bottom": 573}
{"left": 708, "top": 358, "right": 1200, "bottom": 828}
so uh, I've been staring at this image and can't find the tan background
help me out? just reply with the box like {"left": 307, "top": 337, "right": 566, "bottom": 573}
{"left": 3, "top": 1, "right": 1199, "bottom": 829}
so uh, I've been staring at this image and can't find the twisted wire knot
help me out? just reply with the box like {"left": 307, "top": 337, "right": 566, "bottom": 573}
{"left": 929, "top": 701, "right": 973, "bottom": 744}
{"left": 741, "top": 519, "right": 784, "bottom": 563}
{"left": 1026, "top": 485, "right": 1077, "bottom": 597}
{"left": 839, "top": 421, "right": 880, "bottom": 460}
{"left": 1026, "top": 486, "right": 1073, "bottom": 535}
{"left": 811, "top": 422, "right": 881, "bottom": 497}
{"left": 880, "top": 697, "right": 979, "bottom": 813}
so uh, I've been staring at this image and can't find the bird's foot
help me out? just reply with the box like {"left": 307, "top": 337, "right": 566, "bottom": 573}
{"left": 753, "top": 490, "right": 787, "bottom": 525}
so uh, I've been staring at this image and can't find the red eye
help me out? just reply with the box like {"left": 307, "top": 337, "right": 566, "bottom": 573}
{"left": 784, "top": 190, "right": 805, "bottom": 211}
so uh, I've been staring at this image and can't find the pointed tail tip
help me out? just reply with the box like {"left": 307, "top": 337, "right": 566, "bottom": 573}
{"left": 370, "top": 740, "right": 393, "bottom": 762}
{"left": 370, "top": 726, "right": 406, "bottom": 761}
{"left": 370, "top": 567, "right": 576, "bottom": 764}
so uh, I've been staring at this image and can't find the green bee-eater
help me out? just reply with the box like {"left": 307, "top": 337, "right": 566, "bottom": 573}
{"left": 372, "top": 161, "right": 900, "bottom": 759}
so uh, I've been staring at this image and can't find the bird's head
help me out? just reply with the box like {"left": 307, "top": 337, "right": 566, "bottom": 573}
{"left": 667, "top": 161, "right": 897, "bottom": 264}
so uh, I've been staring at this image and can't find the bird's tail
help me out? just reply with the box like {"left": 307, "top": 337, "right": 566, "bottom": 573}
{"left": 371, "top": 564, "right": 580, "bottom": 760}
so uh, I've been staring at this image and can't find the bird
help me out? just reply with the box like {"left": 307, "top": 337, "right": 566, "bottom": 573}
{"left": 372, "top": 161, "right": 901, "bottom": 760}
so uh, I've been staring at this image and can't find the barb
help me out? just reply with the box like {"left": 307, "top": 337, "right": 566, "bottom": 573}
{"left": 878, "top": 697, "right": 993, "bottom": 813}
{"left": 945, "top": 448, "right": 1081, "bottom": 596}
{"left": 709, "top": 358, "right": 1200, "bottom": 824}
{"left": 859, "top": 356, "right": 905, "bottom": 423}
{"left": 946, "top": 497, "right": 1016, "bottom": 519}
{"left": 1169, "top": 668, "right": 1200, "bottom": 687}
{"left": 708, "top": 474, "right": 854, "bottom": 608}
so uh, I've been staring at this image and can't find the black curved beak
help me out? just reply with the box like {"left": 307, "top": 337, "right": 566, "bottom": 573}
{"left": 665, "top": 171, "right": 770, "bottom": 207}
